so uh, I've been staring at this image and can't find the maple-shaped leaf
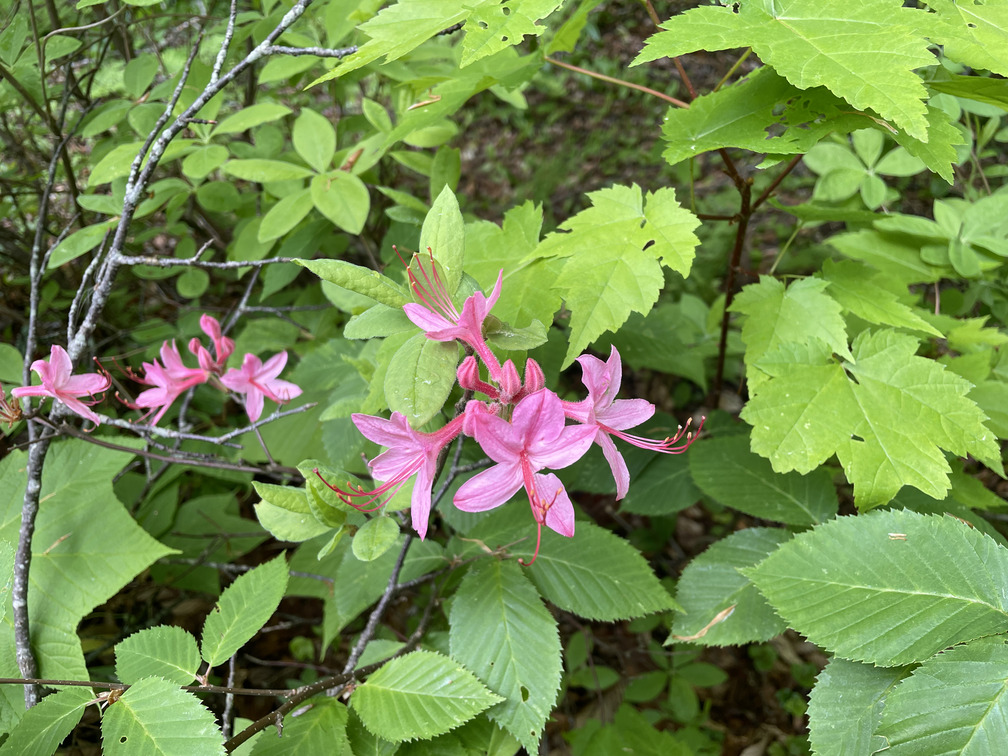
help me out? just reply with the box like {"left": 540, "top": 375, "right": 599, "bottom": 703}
{"left": 730, "top": 276, "right": 852, "bottom": 393}
{"left": 926, "top": 0, "right": 1008, "bottom": 76}
{"left": 741, "top": 329, "right": 1003, "bottom": 509}
{"left": 533, "top": 184, "right": 700, "bottom": 367}
{"left": 460, "top": 0, "right": 563, "bottom": 67}
{"left": 634, "top": 0, "right": 935, "bottom": 140}
{"left": 820, "top": 259, "right": 941, "bottom": 336}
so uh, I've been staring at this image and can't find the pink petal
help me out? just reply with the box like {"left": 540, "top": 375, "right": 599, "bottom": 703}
{"left": 597, "top": 398, "right": 654, "bottom": 431}
{"left": 56, "top": 395, "right": 102, "bottom": 425}
{"left": 63, "top": 372, "right": 111, "bottom": 396}
{"left": 597, "top": 432, "right": 631, "bottom": 499}
{"left": 403, "top": 303, "right": 457, "bottom": 338}
{"left": 45, "top": 346, "right": 74, "bottom": 388}
{"left": 454, "top": 462, "right": 523, "bottom": 512}
{"left": 258, "top": 351, "right": 288, "bottom": 381}
{"left": 536, "top": 473, "right": 575, "bottom": 537}
{"left": 353, "top": 412, "right": 415, "bottom": 448}
{"left": 243, "top": 388, "right": 264, "bottom": 422}
{"left": 529, "top": 423, "right": 596, "bottom": 470}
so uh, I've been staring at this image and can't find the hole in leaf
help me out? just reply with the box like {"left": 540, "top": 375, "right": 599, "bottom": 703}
{"left": 502, "top": 5, "right": 511, "bottom": 14}
{"left": 520, "top": 685, "right": 530, "bottom": 701}
{"left": 850, "top": 434, "right": 864, "bottom": 443}
{"left": 120, "top": 737, "right": 128, "bottom": 743}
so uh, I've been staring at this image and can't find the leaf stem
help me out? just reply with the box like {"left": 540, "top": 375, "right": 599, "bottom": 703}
{"left": 544, "top": 56, "right": 689, "bottom": 109}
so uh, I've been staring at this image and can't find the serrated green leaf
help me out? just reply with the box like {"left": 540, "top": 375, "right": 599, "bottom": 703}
{"left": 249, "top": 697, "right": 351, "bottom": 755}
{"left": 744, "top": 510, "right": 1008, "bottom": 666}
{"left": 0, "top": 687, "right": 91, "bottom": 756}
{"left": 877, "top": 637, "right": 1008, "bottom": 754}
{"left": 419, "top": 186, "right": 465, "bottom": 294}
{"left": 743, "top": 328, "right": 1003, "bottom": 508}
{"left": 690, "top": 435, "right": 838, "bottom": 526}
{"left": 311, "top": 171, "right": 370, "bottom": 234}
{"left": 116, "top": 625, "right": 201, "bottom": 686}
{"left": 223, "top": 159, "right": 313, "bottom": 182}
{"left": 928, "top": 0, "right": 1008, "bottom": 77}
{"left": 634, "top": 0, "right": 934, "bottom": 139}
{"left": 351, "top": 651, "right": 503, "bottom": 743}
{"left": 460, "top": 0, "right": 562, "bottom": 67}
{"left": 258, "top": 189, "right": 314, "bottom": 242}
{"left": 537, "top": 184, "right": 699, "bottom": 367}
{"left": 293, "top": 108, "right": 337, "bottom": 173}
{"left": 352, "top": 516, "right": 401, "bottom": 561}
{"left": 449, "top": 561, "right": 561, "bottom": 752}
{"left": 253, "top": 481, "right": 332, "bottom": 542}
{"left": 211, "top": 103, "right": 291, "bottom": 136}
{"left": 297, "top": 258, "right": 409, "bottom": 308}
{"left": 821, "top": 259, "right": 941, "bottom": 336}
{"left": 806, "top": 658, "right": 906, "bottom": 756}
{"left": 201, "top": 554, "right": 289, "bottom": 667}
{"left": 384, "top": 332, "right": 458, "bottom": 427}
{"left": 671, "top": 528, "right": 790, "bottom": 647}
{"left": 102, "top": 677, "right": 224, "bottom": 755}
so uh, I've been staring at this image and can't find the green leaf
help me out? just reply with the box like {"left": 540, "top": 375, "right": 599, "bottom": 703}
{"left": 181, "top": 145, "right": 229, "bottom": 180}
{"left": 88, "top": 140, "right": 195, "bottom": 186}
{"left": 344, "top": 305, "right": 413, "bottom": 340}
{"left": 293, "top": 108, "right": 337, "bottom": 172}
{"left": 212, "top": 103, "right": 291, "bottom": 136}
{"left": 351, "top": 651, "right": 503, "bottom": 743}
{"left": 731, "top": 276, "right": 852, "bottom": 391}
{"left": 928, "top": 0, "right": 1008, "bottom": 77}
{"left": 102, "top": 677, "right": 224, "bottom": 755}
{"left": 258, "top": 189, "right": 315, "bottom": 242}
{"left": 829, "top": 229, "right": 943, "bottom": 285}
{"left": 311, "top": 172, "right": 371, "bottom": 234}
{"left": 690, "top": 434, "right": 838, "bottom": 526}
{"left": 122, "top": 54, "right": 158, "bottom": 97}
{"left": 47, "top": 219, "right": 117, "bottom": 268}
{"left": 116, "top": 625, "right": 201, "bottom": 686}
{"left": 670, "top": 528, "right": 790, "bottom": 647}
{"left": 201, "top": 553, "right": 289, "bottom": 667}
{"left": 742, "top": 328, "right": 1003, "bottom": 508}
{"left": 253, "top": 481, "right": 332, "bottom": 542}
{"left": 536, "top": 184, "right": 699, "bottom": 368}
{"left": 296, "top": 258, "right": 409, "bottom": 308}
{"left": 384, "top": 332, "right": 458, "bottom": 427}
{"left": 929, "top": 74, "right": 1008, "bottom": 110}
{"left": 820, "top": 259, "right": 941, "bottom": 336}
{"left": 877, "top": 637, "right": 1008, "bottom": 753}
{"left": 634, "top": 0, "right": 934, "bottom": 139}
{"left": 223, "top": 159, "right": 313, "bottom": 182}
{"left": 449, "top": 561, "right": 561, "bottom": 753}
{"left": 419, "top": 186, "right": 465, "bottom": 294}
{"left": 744, "top": 509, "right": 1008, "bottom": 666}
{"left": 460, "top": 0, "right": 562, "bottom": 67}
{"left": 352, "top": 516, "right": 401, "bottom": 562}
{"left": 249, "top": 697, "right": 351, "bottom": 755}
{"left": 0, "top": 688, "right": 91, "bottom": 756}
{"left": 0, "top": 440, "right": 172, "bottom": 681}
{"left": 806, "top": 658, "right": 906, "bottom": 756}
{"left": 308, "top": 0, "right": 470, "bottom": 83}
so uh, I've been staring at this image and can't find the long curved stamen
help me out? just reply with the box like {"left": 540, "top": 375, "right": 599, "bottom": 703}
{"left": 605, "top": 415, "right": 705, "bottom": 453}
{"left": 404, "top": 247, "right": 460, "bottom": 324}
{"left": 314, "top": 463, "right": 421, "bottom": 513}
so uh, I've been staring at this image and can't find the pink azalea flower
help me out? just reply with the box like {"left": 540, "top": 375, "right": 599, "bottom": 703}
{"left": 133, "top": 341, "right": 208, "bottom": 424}
{"left": 316, "top": 413, "right": 465, "bottom": 539}
{"left": 402, "top": 249, "right": 504, "bottom": 379}
{"left": 455, "top": 389, "right": 596, "bottom": 562}
{"left": 457, "top": 356, "right": 544, "bottom": 405}
{"left": 12, "top": 345, "right": 110, "bottom": 425}
{"left": 189, "top": 314, "right": 234, "bottom": 374}
{"left": 563, "top": 346, "right": 702, "bottom": 499}
{"left": 220, "top": 352, "right": 302, "bottom": 422}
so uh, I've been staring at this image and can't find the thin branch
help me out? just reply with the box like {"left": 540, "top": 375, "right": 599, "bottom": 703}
{"left": 118, "top": 254, "right": 303, "bottom": 270}
{"left": 263, "top": 44, "right": 357, "bottom": 58}
{"left": 211, "top": 0, "right": 239, "bottom": 84}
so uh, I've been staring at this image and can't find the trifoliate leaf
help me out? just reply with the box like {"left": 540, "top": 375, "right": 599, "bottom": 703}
{"left": 450, "top": 561, "right": 561, "bottom": 753}
{"left": 634, "top": 0, "right": 935, "bottom": 139}
{"left": 742, "top": 328, "right": 1003, "bottom": 508}
{"left": 744, "top": 509, "right": 1008, "bottom": 666}
{"left": 351, "top": 651, "right": 503, "bottom": 742}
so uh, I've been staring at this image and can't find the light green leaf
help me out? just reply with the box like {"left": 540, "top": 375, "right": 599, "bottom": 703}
{"left": 744, "top": 509, "right": 1008, "bottom": 666}
{"left": 223, "top": 159, "right": 313, "bottom": 182}
{"left": 927, "top": 0, "right": 1008, "bottom": 77}
{"left": 929, "top": 74, "right": 1008, "bottom": 110}
{"left": 460, "top": 0, "right": 562, "bottom": 67}
{"left": 671, "top": 528, "right": 790, "bottom": 647}
{"left": 537, "top": 184, "right": 699, "bottom": 367}
{"left": 201, "top": 553, "right": 289, "bottom": 667}
{"left": 829, "top": 229, "right": 943, "bottom": 285}
{"left": 807, "top": 658, "right": 906, "bottom": 756}
{"left": 877, "top": 637, "right": 1008, "bottom": 753}
{"left": 344, "top": 305, "right": 412, "bottom": 340}
{"left": 293, "top": 108, "right": 337, "bottom": 172}
{"left": 311, "top": 171, "right": 371, "bottom": 234}
{"left": 102, "top": 677, "right": 224, "bottom": 755}
{"left": 296, "top": 258, "right": 409, "bottom": 308}
{"left": 181, "top": 145, "right": 229, "bottom": 180}
{"left": 116, "top": 625, "right": 201, "bottom": 686}
{"left": 258, "top": 189, "right": 314, "bottom": 242}
{"left": 384, "top": 332, "right": 458, "bottom": 427}
{"left": 88, "top": 140, "right": 194, "bottom": 186}
{"left": 47, "top": 219, "right": 117, "bottom": 268}
{"left": 690, "top": 434, "right": 837, "bottom": 526}
{"left": 821, "top": 259, "right": 941, "bottom": 336}
{"left": 450, "top": 561, "right": 561, "bottom": 753}
{"left": 249, "top": 697, "right": 351, "bottom": 756}
{"left": 352, "top": 516, "right": 401, "bottom": 562}
{"left": 634, "top": 0, "right": 934, "bottom": 139}
{"left": 0, "top": 688, "right": 91, "bottom": 756}
{"left": 351, "top": 651, "right": 503, "bottom": 742}
{"left": 419, "top": 186, "right": 465, "bottom": 294}
{"left": 212, "top": 103, "right": 291, "bottom": 136}
{"left": 253, "top": 481, "right": 332, "bottom": 542}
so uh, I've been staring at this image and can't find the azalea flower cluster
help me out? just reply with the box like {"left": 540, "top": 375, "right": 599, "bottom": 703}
{"left": 318, "top": 252, "right": 701, "bottom": 562}
{"left": 10, "top": 314, "right": 301, "bottom": 427}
